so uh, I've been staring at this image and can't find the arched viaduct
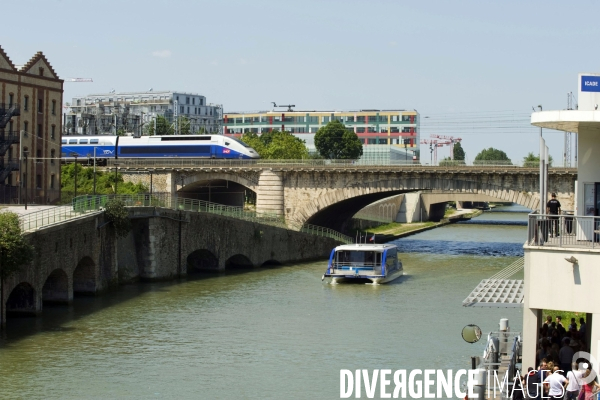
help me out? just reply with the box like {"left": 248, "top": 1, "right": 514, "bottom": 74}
{"left": 121, "top": 166, "right": 576, "bottom": 233}
{"left": 1, "top": 207, "right": 338, "bottom": 328}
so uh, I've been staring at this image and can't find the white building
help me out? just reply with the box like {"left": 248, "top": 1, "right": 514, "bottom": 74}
{"left": 522, "top": 72, "right": 600, "bottom": 369}
{"left": 64, "top": 91, "right": 222, "bottom": 136}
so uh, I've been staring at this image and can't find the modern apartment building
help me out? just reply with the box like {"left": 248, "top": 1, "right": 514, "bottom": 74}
{"left": 0, "top": 46, "right": 63, "bottom": 204}
{"left": 223, "top": 109, "right": 419, "bottom": 160}
{"left": 65, "top": 91, "right": 222, "bottom": 136}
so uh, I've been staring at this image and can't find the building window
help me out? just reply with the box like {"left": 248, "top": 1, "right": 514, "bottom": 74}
{"left": 187, "top": 107, "right": 190, "bottom": 114}
{"left": 52, "top": 100, "right": 56, "bottom": 115}
{"left": 24, "top": 121, "right": 28, "bottom": 133}
{"left": 50, "top": 174, "right": 55, "bottom": 189}
{"left": 180, "top": 106, "right": 184, "bottom": 113}
{"left": 39, "top": 67, "right": 44, "bottom": 76}
{"left": 186, "top": 97, "right": 190, "bottom": 104}
{"left": 8, "top": 93, "right": 14, "bottom": 107}
{"left": 38, "top": 99, "right": 43, "bottom": 113}
{"left": 51, "top": 125, "right": 56, "bottom": 139}
{"left": 378, "top": 138, "right": 388, "bottom": 144}
{"left": 36, "top": 174, "right": 42, "bottom": 189}
{"left": 38, "top": 124, "right": 43, "bottom": 137}
{"left": 37, "top": 149, "right": 42, "bottom": 162}
{"left": 51, "top": 149, "right": 55, "bottom": 164}
{"left": 24, "top": 96, "right": 29, "bottom": 111}
{"left": 200, "top": 98, "right": 203, "bottom": 106}
{"left": 192, "top": 98, "right": 195, "bottom": 105}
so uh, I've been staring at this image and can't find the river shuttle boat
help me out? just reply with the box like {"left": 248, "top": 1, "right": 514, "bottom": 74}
{"left": 322, "top": 243, "right": 403, "bottom": 284}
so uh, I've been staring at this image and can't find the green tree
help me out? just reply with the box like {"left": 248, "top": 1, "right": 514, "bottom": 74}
{"left": 61, "top": 164, "right": 148, "bottom": 203}
{"left": 453, "top": 142, "right": 466, "bottom": 161}
{"left": 146, "top": 115, "right": 174, "bottom": 136}
{"left": 314, "top": 120, "right": 363, "bottom": 159}
{"left": 116, "top": 128, "right": 126, "bottom": 136}
{"left": 474, "top": 147, "right": 512, "bottom": 165}
{"left": 178, "top": 116, "right": 191, "bottom": 135}
{"left": 523, "top": 152, "right": 553, "bottom": 167}
{"left": 241, "top": 130, "right": 308, "bottom": 159}
{"left": 104, "top": 199, "right": 132, "bottom": 238}
{"left": 0, "top": 211, "right": 35, "bottom": 325}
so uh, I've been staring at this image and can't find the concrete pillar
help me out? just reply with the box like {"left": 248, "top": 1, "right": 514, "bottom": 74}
{"left": 256, "top": 170, "right": 284, "bottom": 217}
{"left": 522, "top": 307, "right": 542, "bottom": 369}
{"left": 589, "top": 313, "right": 600, "bottom": 370}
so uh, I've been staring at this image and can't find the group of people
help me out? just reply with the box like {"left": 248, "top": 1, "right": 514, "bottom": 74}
{"left": 518, "top": 315, "right": 598, "bottom": 399}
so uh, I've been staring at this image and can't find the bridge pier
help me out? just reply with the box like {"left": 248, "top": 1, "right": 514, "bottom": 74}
{"left": 256, "top": 170, "right": 284, "bottom": 217}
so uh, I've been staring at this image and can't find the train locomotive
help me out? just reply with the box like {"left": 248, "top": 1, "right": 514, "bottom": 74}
{"left": 61, "top": 135, "right": 260, "bottom": 161}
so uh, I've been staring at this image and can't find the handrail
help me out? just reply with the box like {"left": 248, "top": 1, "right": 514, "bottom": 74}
{"left": 17, "top": 193, "right": 350, "bottom": 245}
{"left": 104, "top": 157, "right": 579, "bottom": 170}
{"left": 527, "top": 213, "right": 600, "bottom": 249}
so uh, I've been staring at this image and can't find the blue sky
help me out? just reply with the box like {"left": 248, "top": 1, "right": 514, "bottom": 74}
{"left": 3, "top": 0, "right": 599, "bottom": 163}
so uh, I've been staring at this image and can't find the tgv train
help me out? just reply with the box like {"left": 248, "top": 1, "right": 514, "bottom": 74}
{"left": 61, "top": 135, "right": 259, "bottom": 161}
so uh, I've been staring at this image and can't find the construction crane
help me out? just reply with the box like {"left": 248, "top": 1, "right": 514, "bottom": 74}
{"left": 429, "top": 134, "right": 462, "bottom": 160}
{"left": 65, "top": 78, "right": 93, "bottom": 82}
{"left": 420, "top": 139, "right": 445, "bottom": 164}
{"left": 271, "top": 102, "right": 295, "bottom": 112}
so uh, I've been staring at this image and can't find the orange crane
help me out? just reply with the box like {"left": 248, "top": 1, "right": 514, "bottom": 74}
{"left": 420, "top": 139, "right": 446, "bottom": 164}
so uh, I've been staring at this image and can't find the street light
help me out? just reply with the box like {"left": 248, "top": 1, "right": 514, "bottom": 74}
{"left": 429, "top": 144, "right": 434, "bottom": 165}
{"left": 23, "top": 150, "right": 28, "bottom": 210}
{"left": 71, "top": 152, "right": 78, "bottom": 199}
{"left": 114, "top": 162, "right": 119, "bottom": 195}
{"left": 403, "top": 138, "right": 410, "bottom": 163}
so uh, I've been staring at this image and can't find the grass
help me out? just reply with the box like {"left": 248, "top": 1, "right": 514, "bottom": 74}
{"left": 542, "top": 310, "right": 587, "bottom": 326}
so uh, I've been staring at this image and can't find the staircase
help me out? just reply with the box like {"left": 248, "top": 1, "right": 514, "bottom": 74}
{"left": 0, "top": 103, "right": 21, "bottom": 184}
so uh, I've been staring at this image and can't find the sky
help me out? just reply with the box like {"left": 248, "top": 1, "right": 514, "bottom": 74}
{"left": 2, "top": 0, "right": 600, "bottom": 164}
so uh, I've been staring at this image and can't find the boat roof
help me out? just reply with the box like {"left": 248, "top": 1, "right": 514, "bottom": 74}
{"left": 334, "top": 243, "right": 397, "bottom": 251}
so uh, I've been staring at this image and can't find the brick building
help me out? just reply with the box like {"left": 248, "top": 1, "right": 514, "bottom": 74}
{"left": 0, "top": 46, "right": 63, "bottom": 204}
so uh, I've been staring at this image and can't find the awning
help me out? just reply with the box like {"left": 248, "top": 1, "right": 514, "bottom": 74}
{"left": 462, "top": 279, "right": 524, "bottom": 307}
{"left": 462, "top": 258, "right": 524, "bottom": 307}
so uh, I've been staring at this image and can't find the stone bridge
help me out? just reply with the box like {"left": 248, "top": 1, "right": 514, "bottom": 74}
{"left": 116, "top": 163, "right": 577, "bottom": 232}
{"left": 1, "top": 207, "right": 338, "bottom": 328}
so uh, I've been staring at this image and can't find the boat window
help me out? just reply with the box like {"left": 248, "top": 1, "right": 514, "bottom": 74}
{"left": 79, "top": 139, "right": 88, "bottom": 144}
{"left": 90, "top": 139, "right": 99, "bottom": 144}
{"left": 69, "top": 139, "right": 78, "bottom": 144}
{"left": 336, "top": 251, "right": 380, "bottom": 265}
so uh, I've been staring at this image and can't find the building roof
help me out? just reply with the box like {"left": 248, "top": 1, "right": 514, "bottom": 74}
{"left": 19, "top": 51, "right": 61, "bottom": 80}
{"left": 0, "top": 45, "right": 16, "bottom": 70}
{"left": 224, "top": 109, "right": 416, "bottom": 114}
{"left": 80, "top": 91, "right": 205, "bottom": 97}
{"left": 531, "top": 110, "right": 600, "bottom": 133}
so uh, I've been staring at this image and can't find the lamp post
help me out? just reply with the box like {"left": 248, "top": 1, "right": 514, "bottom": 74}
{"left": 403, "top": 138, "right": 409, "bottom": 163}
{"left": 23, "top": 150, "right": 28, "bottom": 210}
{"left": 114, "top": 163, "right": 119, "bottom": 195}
{"left": 71, "top": 152, "right": 78, "bottom": 199}
{"left": 429, "top": 144, "right": 434, "bottom": 165}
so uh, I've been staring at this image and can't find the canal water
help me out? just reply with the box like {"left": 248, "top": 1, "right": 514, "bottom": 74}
{"left": 0, "top": 205, "right": 528, "bottom": 399}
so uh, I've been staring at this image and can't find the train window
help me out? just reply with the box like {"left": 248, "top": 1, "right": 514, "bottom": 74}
{"left": 160, "top": 136, "right": 210, "bottom": 141}
{"left": 225, "top": 141, "right": 230, "bottom": 145}
{"left": 90, "top": 139, "right": 99, "bottom": 144}
{"left": 79, "top": 139, "right": 88, "bottom": 144}
{"left": 62, "top": 139, "right": 67, "bottom": 144}
{"left": 69, "top": 139, "right": 78, "bottom": 144}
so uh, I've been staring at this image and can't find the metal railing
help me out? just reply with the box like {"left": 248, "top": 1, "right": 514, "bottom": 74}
{"left": 527, "top": 213, "right": 600, "bottom": 249}
{"left": 18, "top": 194, "right": 350, "bottom": 244}
{"left": 105, "top": 158, "right": 578, "bottom": 170}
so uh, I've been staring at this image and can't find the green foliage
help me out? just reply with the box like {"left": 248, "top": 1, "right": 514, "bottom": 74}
{"left": 178, "top": 116, "right": 191, "bottom": 135}
{"left": 0, "top": 212, "right": 34, "bottom": 281}
{"left": 523, "top": 152, "right": 553, "bottom": 167}
{"left": 439, "top": 157, "right": 465, "bottom": 166}
{"left": 474, "top": 147, "right": 511, "bottom": 164}
{"left": 61, "top": 164, "right": 148, "bottom": 203}
{"left": 146, "top": 115, "right": 174, "bottom": 136}
{"left": 116, "top": 129, "right": 126, "bottom": 136}
{"left": 103, "top": 199, "right": 131, "bottom": 238}
{"left": 314, "top": 120, "right": 363, "bottom": 159}
{"left": 453, "top": 142, "right": 465, "bottom": 161}
{"left": 241, "top": 130, "right": 309, "bottom": 159}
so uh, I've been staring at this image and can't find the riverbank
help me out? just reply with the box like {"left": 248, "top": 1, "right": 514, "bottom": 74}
{"left": 358, "top": 208, "right": 483, "bottom": 241}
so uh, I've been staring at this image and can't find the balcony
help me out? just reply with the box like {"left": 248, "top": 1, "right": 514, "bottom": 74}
{"left": 526, "top": 213, "right": 600, "bottom": 251}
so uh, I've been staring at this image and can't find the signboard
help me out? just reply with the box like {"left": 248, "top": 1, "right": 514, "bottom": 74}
{"left": 581, "top": 75, "right": 600, "bottom": 92}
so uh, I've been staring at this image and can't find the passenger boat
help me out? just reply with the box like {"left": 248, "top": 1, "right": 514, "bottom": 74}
{"left": 322, "top": 243, "right": 403, "bottom": 284}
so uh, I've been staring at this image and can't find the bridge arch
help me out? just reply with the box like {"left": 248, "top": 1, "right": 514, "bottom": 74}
{"left": 291, "top": 177, "right": 538, "bottom": 232}
{"left": 73, "top": 256, "right": 96, "bottom": 295}
{"left": 187, "top": 249, "right": 219, "bottom": 273}
{"left": 42, "top": 269, "right": 70, "bottom": 304}
{"left": 225, "top": 254, "right": 254, "bottom": 270}
{"left": 5, "top": 282, "right": 37, "bottom": 317}
{"left": 178, "top": 172, "right": 258, "bottom": 207}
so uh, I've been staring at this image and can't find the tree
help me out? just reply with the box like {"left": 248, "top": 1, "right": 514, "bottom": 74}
{"left": 474, "top": 147, "right": 511, "bottom": 165}
{"left": 523, "top": 152, "right": 553, "bottom": 167}
{"left": 241, "top": 130, "right": 308, "bottom": 159}
{"left": 178, "top": 116, "right": 191, "bottom": 135}
{"left": 453, "top": 142, "right": 465, "bottom": 161}
{"left": 314, "top": 120, "right": 363, "bottom": 159}
{"left": 104, "top": 199, "right": 131, "bottom": 238}
{"left": 0, "top": 211, "right": 35, "bottom": 326}
{"left": 146, "top": 115, "right": 174, "bottom": 136}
